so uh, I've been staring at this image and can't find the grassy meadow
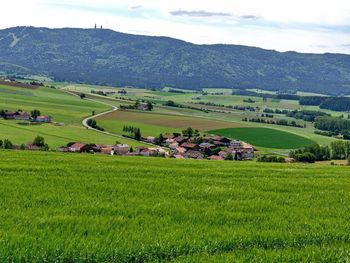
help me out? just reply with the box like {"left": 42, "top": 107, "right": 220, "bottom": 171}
{"left": 0, "top": 84, "right": 147, "bottom": 148}
{"left": 0, "top": 150, "right": 350, "bottom": 261}
{"left": 210, "top": 127, "right": 315, "bottom": 149}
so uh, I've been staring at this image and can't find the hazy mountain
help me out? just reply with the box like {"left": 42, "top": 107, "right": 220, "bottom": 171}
{"left": 1, "top": 26, "right": 350, "bottom": 94}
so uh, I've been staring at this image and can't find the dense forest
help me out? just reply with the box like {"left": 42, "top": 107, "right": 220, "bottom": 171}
{"left": 299, "top": 97, "right": 350, "bottom": 111}
{"left": 1, "top": 27, "right": 350, "bottom": 94}
{"left": 314, "top": 116, "right": 350, "bottom": 139}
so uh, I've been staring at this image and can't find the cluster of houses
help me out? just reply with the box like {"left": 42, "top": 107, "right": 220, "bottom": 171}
{"left": 58, "top": 142, "right": 166, "bottom": 157}
{"left": 59, "top": 134, "right": 255, "bottom": 161}
{"left": 150, "top": 134, "right": 255, "bottom": 160}
{"left": 0, "top": 110, "right": 52, "bottom": 123}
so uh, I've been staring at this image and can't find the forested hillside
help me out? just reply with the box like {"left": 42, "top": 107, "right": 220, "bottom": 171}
{"left": 1, "top": 26, "right": 350, "bottom": 94}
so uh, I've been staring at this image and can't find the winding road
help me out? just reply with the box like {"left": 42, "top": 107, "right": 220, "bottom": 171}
{"left": 64, "top": 89, "right": 162, "bottom": 147}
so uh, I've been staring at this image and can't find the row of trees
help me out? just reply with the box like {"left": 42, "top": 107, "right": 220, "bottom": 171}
{"left": 287, "top": 110, "right": 329, "bottom": 122}
{"left": 290, "top": 142, "right": 350, "bottom": 163}
{"left": 263, "top": 108, "right": 289, "bottom": 115}
{"left": 122, "top": 126, "right": 141, "bottom": 140}
{"left": 290, "top": 144, "right": 331, "bottom": 163}
{"left": 242, "top": 117, "right": 305, "bottom": 128}
{"left": 257, "top": 155, "right": 286, "bottom": 163}
{"left": 86, "top": 119, "right": 104, "bottom": 131}
{"left": 314, "top": 116, "right": 350, "bottom": 139}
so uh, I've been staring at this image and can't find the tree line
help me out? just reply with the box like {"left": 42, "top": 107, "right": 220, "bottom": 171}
{"left": 286, "top": 110, "right": 329, "bottom": 122}
{"left": 290, "top": 142, "right": 350, "bottom": 163}
{"left": 299, "top": 96, "right": 350, "bottom": 112}
{"left": 314, "top": 116, "right": 350, "bottom": 139}
{"left": 242, "top": 117, "right": 305, "bottom": 128}
{"left": 122, "top": 126, "right": 141, "bottom": 140}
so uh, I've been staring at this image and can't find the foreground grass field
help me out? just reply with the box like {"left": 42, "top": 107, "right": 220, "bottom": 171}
{"left": 210, "top": 127, "right": 315, "bottom": 149}
{"left": 1, "top": 150, "right": 350, "bottom": 262}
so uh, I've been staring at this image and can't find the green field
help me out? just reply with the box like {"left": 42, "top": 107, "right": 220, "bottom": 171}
{"left": 0, "top": 85, "right": 147, "bottom": 148}
{"left": 209, "top": 127, "right": 315, "bottom": 149}
{"left": 96, "top": 110, "right": 243, "bottom": 137}
{"left": 0, "top": 150, "right": 350, "bottom": 261}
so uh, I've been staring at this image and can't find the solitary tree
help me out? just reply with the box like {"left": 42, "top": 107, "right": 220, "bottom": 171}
{"left": 33, "top": 136, "right": 46, "bottom": 147}
{"left": 147, "top": 101, "right": 153, "bottom": 111}
{"left": 182, "top": 127, "right": 194, "bottom": 138}
{"left": 31, "top": 109, "right": 41, "bottom": 119}
{"left": 80, "top": 93, "right": 86, "bottom": 99}
{"left": 3, "top": 139, "right": 13, "bottom": 149}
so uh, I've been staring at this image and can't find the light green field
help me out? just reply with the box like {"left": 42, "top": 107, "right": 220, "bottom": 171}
{"left": 96, "top": 109, "right": 244, "bottom": 137}
{"left": 0, "top": 150, "right": 350, "bottom": 262}
{"left": 0, "top": 85, "right": 147, "bottom": 148}
{"left": 209, "top": 127, "right": 315, "bottom": 149}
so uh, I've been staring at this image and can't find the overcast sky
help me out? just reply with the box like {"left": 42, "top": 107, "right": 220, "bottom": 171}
{"left": 1, "top": 0, "right": 350, "bottom": 54}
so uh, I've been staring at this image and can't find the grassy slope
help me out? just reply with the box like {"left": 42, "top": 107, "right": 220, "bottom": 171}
{"left": 0, "top": 150, "right": 350, "bottom": 262}
{"left": 0, "top": 85, "right": 146, "bottom": 147}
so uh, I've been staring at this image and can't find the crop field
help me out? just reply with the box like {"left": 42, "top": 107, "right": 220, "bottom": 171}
{"left": 97, "top": 110, "right": 244, "bottom": 136}
{"left": 0, "top": 150, "right": 350, "bottom": 261}
{"left": 209, "top": 127, "right": 315, "bottom": 149}
{"left": 0, "top": 85, "right": 147, "bottom": 148}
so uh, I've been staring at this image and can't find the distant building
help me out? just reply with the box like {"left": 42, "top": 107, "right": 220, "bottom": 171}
{"left": 35, "top": 116, "right": 52, "bottom": 123}
{"left": 113, "top": 144, "right": 129, "bottom": 155}
{"left": 14, "top": 111, "right": 30, "bottom": 120}
{"left": 137, "top": 103, "right": 149, "bottom": 111}
{"left": 68, "top": 143, "right": 89, "bottom": 153}
{"left": 4, "top": 112, "right": 16, "bottom": 119}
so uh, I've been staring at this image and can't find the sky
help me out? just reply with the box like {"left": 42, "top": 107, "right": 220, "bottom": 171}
{"left": 1, "top": 0, "right": 350, "bottom": 54}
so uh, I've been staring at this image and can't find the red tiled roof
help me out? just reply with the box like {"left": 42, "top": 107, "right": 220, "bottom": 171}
{"left": 70, "top": 143, "right": 87, "bottom": 149}
{"left": 181, "top": 143, "right": 197, "bottom": 149}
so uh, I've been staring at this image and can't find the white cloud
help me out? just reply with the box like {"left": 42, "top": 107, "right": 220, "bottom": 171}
{"left": 0, "top": 0, "right": 349, "bottom": 54}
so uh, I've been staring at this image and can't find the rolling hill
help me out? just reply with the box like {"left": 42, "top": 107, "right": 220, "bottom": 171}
{"left": 1, "top": 26, "right": 350, "bottom": 94}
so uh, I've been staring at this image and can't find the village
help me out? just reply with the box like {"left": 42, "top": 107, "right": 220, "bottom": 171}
{"left": 58, "top": 131, "right": 255, "bottom": 161}
{"left": 0, "top": 105, "right": 255, "bottom": 161}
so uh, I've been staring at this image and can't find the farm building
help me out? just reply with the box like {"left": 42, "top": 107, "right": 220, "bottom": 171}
{"left": 68, "top": 143, "right": 89, "bottom": 153}
{"left": 35, "top": 116, "right": 52, "bottom": 123}
{"left": 136, "top": 103, "right": 149, "bottom": 111}
{"left": 113, "top": 144, "right": 129, "bottom": 155}
{"left": 4, "top": 112, "right": 16, "bottom": 119}
{"left": 145, "top": 136, "right": 156, "bottom": 143}
{"left": 14, "top": 111, "right": 30, "bottom": 120}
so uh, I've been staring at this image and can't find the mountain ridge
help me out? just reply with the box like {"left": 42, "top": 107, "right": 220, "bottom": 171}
{"left": 1, "top": 26, "right": 350, "bottom": 94}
